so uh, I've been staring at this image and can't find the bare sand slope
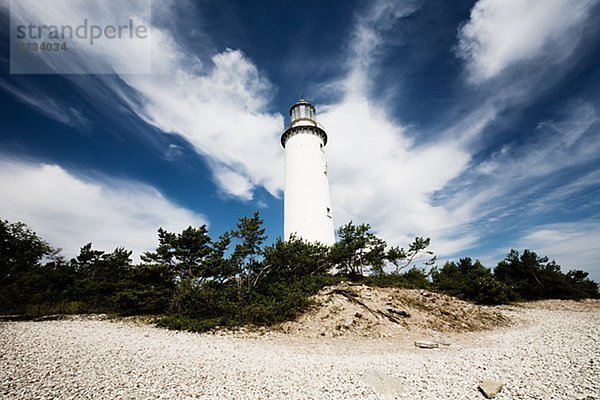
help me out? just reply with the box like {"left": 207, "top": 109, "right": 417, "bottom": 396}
{"left": 1, "top": 299, "right": 599, "bottom": 399}
{"left": 278, "top": 283, "right": 511, "bottom": 338}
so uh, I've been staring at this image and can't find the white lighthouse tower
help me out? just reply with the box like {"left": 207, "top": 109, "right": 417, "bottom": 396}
{"left": 281, "top": 98, "right": 335, "bottom": 245}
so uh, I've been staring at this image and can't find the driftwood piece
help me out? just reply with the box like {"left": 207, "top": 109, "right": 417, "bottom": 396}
{"left": 328, "top": 289, "right": 411, "bottom": 324}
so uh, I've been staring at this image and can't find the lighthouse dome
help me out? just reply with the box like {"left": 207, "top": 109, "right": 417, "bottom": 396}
{"left": 289, "top": 98, "right": 317, "bottom": 127}
{"left": 281, "top": 98, "right": 328, "bottom": 148}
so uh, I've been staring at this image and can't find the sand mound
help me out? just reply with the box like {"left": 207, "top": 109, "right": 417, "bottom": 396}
{"left": 278, "top": 282, "right": 511, "bottom": 338}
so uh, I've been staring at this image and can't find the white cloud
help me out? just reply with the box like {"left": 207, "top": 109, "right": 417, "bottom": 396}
{"left": 314, "top": 1, "right": 477, "bottom": 256}
{"left": 119, "top": 48, "right": 285, "bottom": 200}
{"left": 519, "top": 222, "right": 600, "bottom": 282}
{"left": 320, "top": 98, "right": 474, "bottom": 255}
{"left": 211, "top": 164, "right": 254, "bottom": 201}
{"left": 344, "top": 0, "right": 417, "bottom": 97}
{"left": 456, "top": 0, "right": 599, "bottom": 82}
{"left": 3, "top": 0, "right": 285, "bottom": 200}
{"left": 0, "top": 160, "right": 207, "bottom": 260}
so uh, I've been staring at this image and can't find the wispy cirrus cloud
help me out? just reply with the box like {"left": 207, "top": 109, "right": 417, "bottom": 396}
{"left": 0, "top": 159, "right": 207, "bottom": 260}
{"left": 343, "top": 0, "right": 417, "bottom": 97}
{"left": 0, "top": 79, "right": 89, "bottom": 128}
{"left": 456, "top": 0, "right": 600, "bottom": 83}
{"left": 444, "top": 100, "right": 599, "bottom": 221}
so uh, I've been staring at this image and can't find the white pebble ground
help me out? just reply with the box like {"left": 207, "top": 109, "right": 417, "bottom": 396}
{"left": 1, "top": 306, "right": 598, "bottom": 399}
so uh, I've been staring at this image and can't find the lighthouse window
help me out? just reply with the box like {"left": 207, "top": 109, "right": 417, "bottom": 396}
{"left": 302, "top": 105, "right": 308, "bottom": 118}
{"left": 326, "top": 207, "right": 332, "bottom": 218}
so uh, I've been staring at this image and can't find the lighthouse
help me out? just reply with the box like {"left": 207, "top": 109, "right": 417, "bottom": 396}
{"left": 281, "top": 98, "right": 335, "bottom": 245}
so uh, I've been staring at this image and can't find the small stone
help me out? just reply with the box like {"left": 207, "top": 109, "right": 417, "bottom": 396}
{"left": 414, "top": 341, "right": 439, "bottom": 349}
{"left": 360, "top": 369, "right": 404, "bottom": 397}
{"left": 478, "top": 380, "right": 503, "bottom": 398}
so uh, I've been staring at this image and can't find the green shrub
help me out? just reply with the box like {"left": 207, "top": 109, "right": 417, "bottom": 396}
{"left": 361, "top": 268, "right": 430, "bottom": 289}
{"left": 495, "top": 250, "right": 599, "bottom": 301}
{"left": 3, "top": 217, "right": 598, "bottom": 333}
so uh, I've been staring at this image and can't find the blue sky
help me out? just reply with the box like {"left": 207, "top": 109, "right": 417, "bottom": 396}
{"left": 1, "top": 0, "right": 599, "bottom": 280}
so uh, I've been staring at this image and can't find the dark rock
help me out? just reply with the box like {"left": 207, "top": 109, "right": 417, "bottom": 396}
{"left": 387, "top": 308, "right": 410, "bottom": 318}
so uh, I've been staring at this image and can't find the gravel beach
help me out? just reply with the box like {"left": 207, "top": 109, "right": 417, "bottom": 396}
{"left": 1, "top": 303, "right": 599, "bottom": 399}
